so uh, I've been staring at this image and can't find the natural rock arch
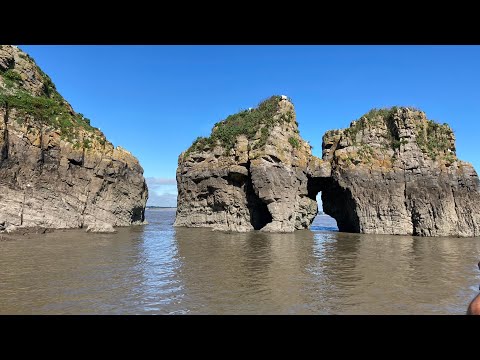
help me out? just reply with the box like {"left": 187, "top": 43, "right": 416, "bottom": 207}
{"left": 306, "top": 178, "right": 357, "bottom": 233}
{"left": 175, "top": 96, "right": 480, "bottom": 237}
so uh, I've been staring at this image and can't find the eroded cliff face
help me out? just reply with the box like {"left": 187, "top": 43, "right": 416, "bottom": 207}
{"left": 175, "top": 96, "right": 330, "bottom": 232}
{"left": 0, "top": 45, "right": 147, "bottom": 231}
{"left": 176, "top": 97, "right": 480, "bottom": 237}
{"left": 322, "top": 107, "right": 480, "bottom": 237}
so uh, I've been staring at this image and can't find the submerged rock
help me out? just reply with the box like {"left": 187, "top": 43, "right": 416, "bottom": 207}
{"left": 0, "top": 45, "right": 148, "bottom": 231}
{"left": 86, "top": 223, "right": 116, "bottom": 233}
{"left": 5, "top": 225, "right": 17, "bottom": 233}
{"left": 175, "top": 98, "right": 480, "bottom": 237}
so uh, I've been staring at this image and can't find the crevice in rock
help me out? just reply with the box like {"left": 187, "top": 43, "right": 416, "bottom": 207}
{"left": 402, "top": 161, "right": 413, "bottom": 234}
{"left": 245, "top": 161, "right": 272, "bottom": 230}
{"left": 131, "top": 206, "right": 145, "bottom": 223}
{"left": 38, "top": 126, "right": 45, "bottom": 165}
{"left": 410, "top": 204, "right": 421, "bottom": 236}
{"left": 80, "top": 191, "right": 90, "bottom": 228}
{"left": 225, "top": 172, "right": 247, "bottom": 187}
{"left": 192, "top": 177, "right": 203, "bottom": 185}
{"left": 450, "top": 186, "right": 468, "bottom": 235}
{"left": 385, "top": 112, "right": 401, "bottom": 156}
{"left": 1, "top": 104, "right": 9, "bottom": 161}
{"left": 263, "top": 155, "right": 281, "bottom": 164}
{"left": 68, "top": 158, "right": 83, "bottom": 166}
{"left": 385, "top": 113, "right": 400, "bottom": 141}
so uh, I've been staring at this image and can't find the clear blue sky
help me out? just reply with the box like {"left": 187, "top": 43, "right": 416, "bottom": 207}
{"left": 20, "top": 45, "right": 480, "bottom": 207}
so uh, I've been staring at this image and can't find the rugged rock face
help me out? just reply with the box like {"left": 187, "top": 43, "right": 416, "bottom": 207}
{"left": 322, "top": 107, "right": 480, "bottom": 237}
{"left": 176, "top": 97, "right": 480, "bottom": 237}
{"left": 175, "top": 95, "right": 330, "bottom": 232}
{"left": 0, "top": 45, "right": 148, "bottom": 231}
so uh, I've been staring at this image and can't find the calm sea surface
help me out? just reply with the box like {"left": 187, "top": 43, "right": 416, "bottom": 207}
{"left": 1, "top": 209, "right": 479, "bottom": 314}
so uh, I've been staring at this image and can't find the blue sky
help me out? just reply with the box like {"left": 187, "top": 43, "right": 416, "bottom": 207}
{"left": 20, "top": 45, "right": 480, "bottom": 207}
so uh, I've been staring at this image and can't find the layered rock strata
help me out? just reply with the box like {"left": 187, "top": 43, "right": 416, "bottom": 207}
{"left": 0, "top": 45, "right": 147, "bottom": 231}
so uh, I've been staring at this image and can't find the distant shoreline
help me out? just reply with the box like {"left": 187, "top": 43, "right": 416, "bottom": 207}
{"left": 146, "top": 207, "right": 176, "bottom": 210}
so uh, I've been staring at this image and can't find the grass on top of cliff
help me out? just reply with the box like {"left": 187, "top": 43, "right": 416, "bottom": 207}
{"left": 185, "top": 95, "right": 295, "bottom": 157}
{"left": 416, "top": 119, "right": 455, "bottom": 161}
{"left": 0, "top": 89, "right": 96, "bottom": 139}
{"left": 0, "top": 66, "right": 103, "bottom": 148}
{"left": 342, "top": 106, "right": 456, "bottom": 162}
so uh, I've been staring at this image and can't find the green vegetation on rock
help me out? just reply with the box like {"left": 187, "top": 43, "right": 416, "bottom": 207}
{"left": 415, "top": 119, "right": 454, "bottom": 161}
{"left": 185, "top": 95, "right": 293, "bottom": 157}
{"left": 391, "top": 138, "right": 408, "bottom": 150}
{"left": 288, "top": 136, "right": 300, "bottom": 149}
{"left": 4, "top": 69, "right": 22, "bottom": 83}
{"left": 343, "top": 107, "right": 398, "bottom": 148}
{"left": 343, "top": 106, "right": 456, "bottom": 162}
{"left": 0, "top": 50, "right": 101, "bottom": 149}
{"left": 357, "top": 144, "right": 374, "bottom": 161}
{"left": 0, "top": 90, "right": 94, "bottom": 142}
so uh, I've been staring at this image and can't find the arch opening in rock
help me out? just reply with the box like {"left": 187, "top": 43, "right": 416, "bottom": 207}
{"left": 312, "top": 191, "right": 339, "bottom": 231}
{"left": 245, "top": 172, "right": 272, "bottom": 231}
{"left": 246, "top": 182, "right": 272, "bottom": 230}
{"left": 321, "top": 180, "right": 360, "bottom": 233}
{"left": 305, "top": 175, "right": 358, "bottom": 233}
{"left": 307, "top": 176, "right": 328, "bottom": 201}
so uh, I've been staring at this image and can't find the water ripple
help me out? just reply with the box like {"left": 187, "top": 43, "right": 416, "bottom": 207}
{"left": 0, "top": 209, "right": 479, "bottom": 314}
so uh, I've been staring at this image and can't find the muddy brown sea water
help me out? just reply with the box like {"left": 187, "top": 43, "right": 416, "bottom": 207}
{"left": 0, "top": 209, "right": 479, "bottom": 314}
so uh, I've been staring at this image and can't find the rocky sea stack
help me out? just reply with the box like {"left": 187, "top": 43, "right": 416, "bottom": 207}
{"left": 0, "top": 45, "right": 148, "bottom": 232}
{"left": 176, "top": 95, "right": 480, "bottom": 237}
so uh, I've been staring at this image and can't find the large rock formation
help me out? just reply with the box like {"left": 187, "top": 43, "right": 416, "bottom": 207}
{"left": 175, "top": 96, "right": 480, "bottom": 237}
{"left": 175, "top": 96, "right": 330, "bottom": 232}
{"left": 322, "top": 107, "right": 480, "bottom": 237}
{"left": 0, "top": 45, "right": 147, "bottom": 231}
